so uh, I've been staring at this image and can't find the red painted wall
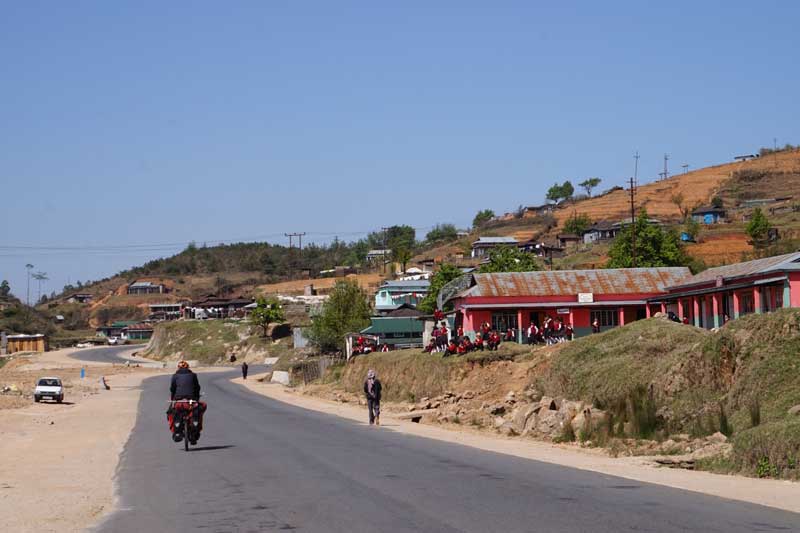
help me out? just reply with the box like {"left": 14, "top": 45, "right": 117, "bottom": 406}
{"left": 790, "top": 272, "right": 800, "bottom": 307}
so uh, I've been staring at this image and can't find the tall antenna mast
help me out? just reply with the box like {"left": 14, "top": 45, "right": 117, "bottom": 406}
{"left": 630, "top": 177, "right": 637, "bottom": 268}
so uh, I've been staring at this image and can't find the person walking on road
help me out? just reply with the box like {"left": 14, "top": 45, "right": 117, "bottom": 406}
{"left": 364, "top": 369, "right": 382, "bottom": 426}
{"left": 241, "top": 361, "right": 249, "bottom": 380}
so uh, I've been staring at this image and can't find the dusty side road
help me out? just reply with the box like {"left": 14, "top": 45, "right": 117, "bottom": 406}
{"left": 237, "top": 374, "right": 800, "bottom": 515}
{"left": 0, "top": 348, "right": 163, "bottom": 532}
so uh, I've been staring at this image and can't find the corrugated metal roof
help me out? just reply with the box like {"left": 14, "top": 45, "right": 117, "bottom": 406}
{"left": 673, "top": 251, "right": 800, "bottom": 288}
{"left": 458, "top": 267, "right": 692, "bottom": 298}
{"left": 361, "top": 317, "right": 424, "bottom": 334}
{"left": 472, "top": 237, "right": 518, "bottom": 245}
{"left": 380, "top": 280, "right": 430, "bottom": 289}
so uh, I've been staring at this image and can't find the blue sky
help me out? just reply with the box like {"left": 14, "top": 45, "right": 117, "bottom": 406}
{"left": 1, "top": 1, "right": 799, "bottom": 299}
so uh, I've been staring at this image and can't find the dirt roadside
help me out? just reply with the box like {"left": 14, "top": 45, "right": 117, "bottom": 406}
{"left": 0, "top": 349, "right": 164, "bottom": 532}
{"left": 236, "top": 375, "right": 800, "bottom": 514}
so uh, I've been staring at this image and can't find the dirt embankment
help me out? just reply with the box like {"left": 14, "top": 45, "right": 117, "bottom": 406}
{"left": 311, "top": 311, "right": 800, "bottom": 480}
{"left": 142, "top": 319, "right": 289, "bottom": 365}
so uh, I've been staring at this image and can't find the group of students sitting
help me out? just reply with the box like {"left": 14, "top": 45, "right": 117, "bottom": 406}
{"left": 352, "top": 336, "right": 391, "bottom": 356}
{"left": 424, "top": 321, "right": 506, "bottom": 356}
{"left": 526, "top": 316, "right": 574, "bottom": 345}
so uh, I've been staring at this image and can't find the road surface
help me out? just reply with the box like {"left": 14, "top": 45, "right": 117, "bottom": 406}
{"left": 68, "top": 345, "right": 138, "bottom": 364}
{"left": 82, "top": 369, "right": 800, "bottom": 532}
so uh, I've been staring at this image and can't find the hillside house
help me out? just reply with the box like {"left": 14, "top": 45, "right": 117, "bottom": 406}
{"left": 127, "top": 281, "right": 166, "bottom": 295}
{"left": 692, "top": 206, "right": 727, "bottom": 224}
{"left": 190, "top": 296, "right": 253, "bottom": 318}
{"left": 582, "top": 221, "right": 619, "bottom": 244}
{"left": 557, "top": 234, "right": 581, "bottom": 248}
{"left": 366, "top": 249, "right": 391, "bottom": 264}
{"left": 67, "top": 293, "right": 94, "bottom": 304}
{"left": 127, "top": 323, "right": 154, "bottom": 340}
{"left": 360, "top": 316, "right": 424, "bottom": 349}
{"left": 471, "top": 237, "right": 518, "bottom": 258}
{"left": 654, "top": 251, "right": 800, "bottom": 329}
{"left": 446, "top": 267, "right": 692, "bottom": 339}
{"left": 374, "top": 279, "right": 430, "bottom": 311}
{"left": 96, "top": 320, "right": 139, "bottom": 338}
{"left": 148, "top": 302, "right": 187, "bottom": 320}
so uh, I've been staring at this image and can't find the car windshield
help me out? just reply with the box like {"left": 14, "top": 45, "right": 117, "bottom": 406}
{"left": 38, "top": 379, "right": 60, "bottom": 387}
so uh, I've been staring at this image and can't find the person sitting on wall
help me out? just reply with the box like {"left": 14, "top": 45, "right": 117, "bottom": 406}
{"left": 463, "top": 337, "right": 473, "bottom": 352}
{"left": 445, "top": 339, "right": 458, "bottom": 356}
{"left": 434, "top": 309, "right": 444, "bottom": 322}
{"left": 488, "top": 331, "right": 501, "bottom": 351}
{"left": 456, "top": 341, "right": 467, "bottom": 355}
{"left": 474, "top": 333, "right": 484, "bottom": 351}
{"left": 424, "top": 339, "right": 436, "bottom": 353}
{"left": 380, "top": 343, "right": 390, "bottom": 352}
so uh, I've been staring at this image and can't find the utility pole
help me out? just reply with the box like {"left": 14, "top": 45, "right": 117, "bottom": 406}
{"left": 629, "top": 177, "right": 637, "bottom": 268}
{"left": 663, "top": 153, "right": 670, "bottom": 180}
{"left": 633, "top": 151, "right": 640, "bottom": 182}
{"left": 774, "top": 137, "right": 779, "bottom": 168}
{"left": 380, "top": 227, "right": 389, "bottom": 274}
{"left": 284, "top": 232, "right": 306, "bottom": 278}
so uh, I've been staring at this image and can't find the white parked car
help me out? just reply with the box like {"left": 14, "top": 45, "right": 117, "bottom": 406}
{"left": 107, "top": 336, "right": 127, "bottom": 346}
{"left": 34, "top": 377, "right": 64, "bottom": 403}
{"left": 75, "top": 342, "right": 92, "bottom": 348}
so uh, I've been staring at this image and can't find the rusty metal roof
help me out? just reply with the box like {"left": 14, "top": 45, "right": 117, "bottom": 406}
{"left": 457, "top": 267, "right": 692, "bottom": 298}
{"left": 673, "top": 251, "right": 800, "bottom": 288}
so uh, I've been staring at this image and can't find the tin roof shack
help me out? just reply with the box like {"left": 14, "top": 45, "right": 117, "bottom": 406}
{"left": 360, "top": 316, "right": 424, "bottom": 349}
{"left": 5, "top": 333, "right": 48, "bottom": 353}
{"left": 190, "top": 296, "right": 254, "bottom": 319}
{"left": 96, "top": 320, "right": 139, "bottom": 338}
{"left": 66, "top": 293, "right": 94, "bottom": 304}
{"left": 374, "top": 279, "right": 430, "bottom": 312}
{"left": 127, "top": 281, "right": 167, "bottom": 295}
{"left": 127, "top": 323, "right": 154, "bottom": 341}
{"left": 582, "top": 221, "right": 619, "bottom": 244}
{"left": 471, "top": 237, "right": 519, "bottom": 258}
{"left": 692, "top": 206, "right": 727, "bottom": 225}
{"left": 447, "top": 267, "right": 691, "bottom": 339}
{"left": 148, "top": 302, "right": 188, "bottom": 321}
{"left": 656, "top": 251, "right": 800, "bottom": 329}
{"left": 557, "top": 234, "right": 581, "bottom": 248}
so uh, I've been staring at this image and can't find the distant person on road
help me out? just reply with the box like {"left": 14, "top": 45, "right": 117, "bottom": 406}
{"left": 241, "top": 361, "right": 249, "bottom": 380}
{"left": 364, "top": 369, "right": 382, "bottom": 426}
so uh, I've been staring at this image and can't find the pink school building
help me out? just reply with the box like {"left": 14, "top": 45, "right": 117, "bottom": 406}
{"left": 447, "top": 252, "right": 800, "bottom": 338}
{"left": 653, "top": 251, "right": 800, "bottom": 329}
{"left": 448, "top": 267, "right": 692, "bottom": 338}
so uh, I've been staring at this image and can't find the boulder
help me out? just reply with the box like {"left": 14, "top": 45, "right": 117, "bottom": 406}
{"left": 462, "top": 391, "right": 476, "bottom": 400}
{"left": 707, "top": 431, "right": 728, "bottom": 444}
{"left": 505, "top": 391, "right": 517, "bottom": 404}
{"left": 788, "top": 404, "right": 800, "bottom": 416}
{"left": 570, "top": 407, "right": 608, "bottom": 435}
{"left": 499, "top": 422, "right": 518, "bottom": 437}
{"left": 493, "top": 416, "right": 506, "bottom": 429}
{"left": 511, "top": 404, "right": 540, "bottom": 434}
{"left": 559, "top": 400, "right": 585, "bottom": 422}
{"left": 523, "top": 387, "right": 543, "bottom": 402}
{"left": 539, "top": 396, "right": 558, "bottom": 411}
{"left": 488, "top": 404, "right": 506, "bottom": 415}
{"left": 535, "top": 410, "right": 564, "bottom": 439}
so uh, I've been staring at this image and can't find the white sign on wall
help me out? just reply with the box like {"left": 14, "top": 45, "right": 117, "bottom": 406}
{"left": 578, "top": 293, "right": 594, "bottom": 303}
{"left": 556, "top": 308, "right": 570, "bottom": 315}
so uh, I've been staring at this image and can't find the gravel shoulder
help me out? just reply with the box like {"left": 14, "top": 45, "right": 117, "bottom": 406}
{"left": 237, "top": 373, "right": 800, "bottom": 515}
{"left": 0, "top": 348, "right": 164, "bottom": 532}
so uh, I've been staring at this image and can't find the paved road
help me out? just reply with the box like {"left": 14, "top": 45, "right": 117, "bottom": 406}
{"left": 68, "top": 345, "right": 138, "bottom": 364}
{"left": 90, "top": 371, "right": 800, "bottom": 532}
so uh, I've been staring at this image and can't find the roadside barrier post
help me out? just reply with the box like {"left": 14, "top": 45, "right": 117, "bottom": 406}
{"left": 80, "top": 367, "right": 85, "bottom": 379}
